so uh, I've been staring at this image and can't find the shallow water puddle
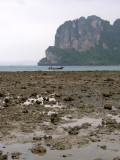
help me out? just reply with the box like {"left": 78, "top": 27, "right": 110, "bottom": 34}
{"left": 0, "top": 143, "right": 33, "bottom": 160}
{"left": 0, "top": 142, "right": 120, "bottom": 160}
{"left": 4, "top": 130, "right": 45, "bottom": 144}
{"left": 82, "top": 95, "right": 103, "bottom": 107}
{"left": 107, "top": 114, "right": 120, "bottom": 123}
{"left": 62, "top": 117, "right": 102, "bottom": 128}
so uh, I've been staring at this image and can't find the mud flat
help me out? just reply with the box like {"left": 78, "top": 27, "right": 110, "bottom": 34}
{"left": 0, "top": 71, "right": 120, "bottom": 160}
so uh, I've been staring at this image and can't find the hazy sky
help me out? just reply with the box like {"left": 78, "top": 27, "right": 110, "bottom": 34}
{"left": 0, "top": 0, "right": 120, "bottom": 63}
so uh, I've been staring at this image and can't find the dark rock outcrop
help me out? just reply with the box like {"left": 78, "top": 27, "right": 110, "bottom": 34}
{"left": 31, "top": 144, "right": 46, "bottom": 154}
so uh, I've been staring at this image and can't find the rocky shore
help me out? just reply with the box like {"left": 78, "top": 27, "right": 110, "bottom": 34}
{"left": 0, "top": 71, "right": 120, "bottom": 160}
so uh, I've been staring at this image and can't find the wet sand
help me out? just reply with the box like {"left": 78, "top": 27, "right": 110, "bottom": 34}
{"left": 0, "top": 71, "right": 120, "bottom": 160}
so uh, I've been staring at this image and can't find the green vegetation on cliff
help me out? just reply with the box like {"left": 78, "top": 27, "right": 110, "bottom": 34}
{"left": 38, "top": 46, "right": 120, "bottom": 65}
{"left": 38, "top": 16, "right": 120, "bottom": 66}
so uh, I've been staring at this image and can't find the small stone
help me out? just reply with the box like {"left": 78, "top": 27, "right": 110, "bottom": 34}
{"left": 22, "top": 109, "right": 28, "bottom": 114}
{"left": 107, "top": 78, "right": 114, "bottom": 82}
{"left": 104, "top": 104, "right": 112, "bottom": 110}
{"left": 0, "top": 150, "right": 3, "bottom": 155}
{"left": 77, "top": 103, "right": 85, "bottom": 108}
{"left": 114, "top": 157, "right": 120, "bottom": 160}
{"left": 63, "top": 96, "right": 74, "bottom": 102}
{"left": 81, "top": 123, "right": 91, "bottom": 129}
{"left": 1, "top": 154, "right": 8, "bottom": 160}
{"left": 103, "top": 92, "right": 112, "bottom": 97}
{"left": 11, "top": 152, "right": 21, "bottom": 159}
{"left": 4, "top": 98, "right": 11, "bottom": 103}
{"left": 0, "top": 93, "right": 5, "bottom": 97}
{"left": 68, "top": 126, "right": 80, "bottom": 135}
{"left": 33, "top": 136, "right": 42, "bottom": 141}
{"left": 31, "top": 92, "right": 37, "bottom": 97}
{"left": 44, "top": 135, "right": 52, "bottom": 140}
{"left": 31, "top": 144, "right": 46, "bottom": 154}
{"left": 36, "top": 100, "right": 41, "bottom": 104}
{"left": 55, "top": 94, "right": 61, "bottom": 98}
{"left": 63, "top": 155, "right": 67, "bottom": 157}
{"left": 51, "top": 113, "right": 59, "bottom": 124}
{"left": 100, "top": 145, "right": 106, "bottom": 150}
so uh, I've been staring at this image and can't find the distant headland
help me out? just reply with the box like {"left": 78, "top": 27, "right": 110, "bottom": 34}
{"left": 38, "top": 15, "right": 120, "bottom": 66}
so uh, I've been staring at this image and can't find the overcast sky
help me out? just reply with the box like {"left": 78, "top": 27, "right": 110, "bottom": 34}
{"left": 0, "top": 0, "right": 120, "bottom": 64}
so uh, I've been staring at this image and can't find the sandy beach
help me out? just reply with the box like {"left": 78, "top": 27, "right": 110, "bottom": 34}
{"left": 0, "top": 71, "right": 120, "bottom": 160}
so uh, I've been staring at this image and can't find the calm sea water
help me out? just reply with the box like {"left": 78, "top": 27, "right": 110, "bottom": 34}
{"left": 0, "top": 65, "right": 120, "bottom": 71}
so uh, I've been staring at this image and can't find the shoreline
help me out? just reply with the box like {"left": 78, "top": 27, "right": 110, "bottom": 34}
{"left": 0, "top": 71, "right": 120, "bottom": 160}
{"left": 1, "top": 66, "right": 120, "bottom": 72}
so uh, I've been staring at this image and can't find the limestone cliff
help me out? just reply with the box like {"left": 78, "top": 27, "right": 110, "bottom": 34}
{"left": 45, "top": 50, "right": 61, "bottom": 65}
{"left": 38, "top": 15, "right": 120, "bottom": 65}
{"left": 55, "top": 16, "right": 103, "bottom": 52}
